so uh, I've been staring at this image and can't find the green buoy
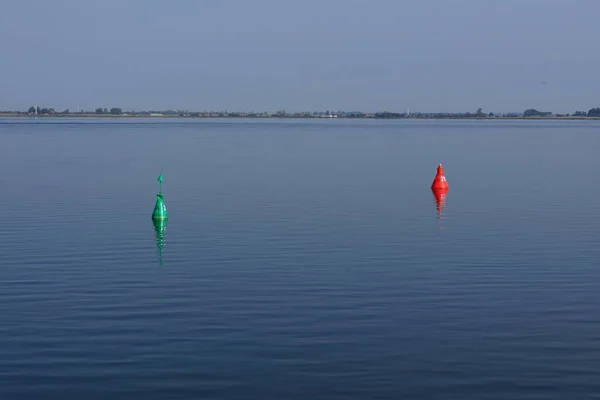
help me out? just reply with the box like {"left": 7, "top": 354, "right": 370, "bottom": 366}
{"left": 152, "top": 172, "right": 168, "bottom": 220}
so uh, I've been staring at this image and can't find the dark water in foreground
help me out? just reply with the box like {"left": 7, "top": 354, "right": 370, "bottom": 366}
{"left": 1, "top": 118, "right": 600, "bottom": 399}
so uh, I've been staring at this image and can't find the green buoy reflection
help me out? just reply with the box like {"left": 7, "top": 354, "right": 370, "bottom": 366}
{"left": 153, "top": 217, "right": 167, "bottom": 265}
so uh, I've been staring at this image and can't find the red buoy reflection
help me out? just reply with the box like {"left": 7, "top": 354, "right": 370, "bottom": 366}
{"left": 432, "top": 187, "right": 449, "bottom": 218}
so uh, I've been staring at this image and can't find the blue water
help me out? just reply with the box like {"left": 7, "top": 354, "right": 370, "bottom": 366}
{"left": 1, "top": 118, "right": 600, "bottom": 399}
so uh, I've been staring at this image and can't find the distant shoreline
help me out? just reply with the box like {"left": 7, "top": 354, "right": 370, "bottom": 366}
{"left": 1, "top": 113, "right": 600, "bottom": 121}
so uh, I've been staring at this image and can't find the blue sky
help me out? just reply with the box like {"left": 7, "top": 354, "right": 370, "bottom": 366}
{"left": 1, "top": 0, "right": 599, "bottom": 113}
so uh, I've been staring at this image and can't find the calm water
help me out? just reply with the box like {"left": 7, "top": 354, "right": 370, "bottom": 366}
{"left": 1, "top": 118, "right": 600, "bottom": 399}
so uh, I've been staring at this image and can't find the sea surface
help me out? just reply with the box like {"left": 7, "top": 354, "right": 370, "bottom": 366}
{"left": 1, "top": 117, "right": 599, "bottom": 399}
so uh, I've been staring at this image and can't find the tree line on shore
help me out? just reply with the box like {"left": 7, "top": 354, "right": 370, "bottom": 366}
{"left": 24, "top": 106, "right": 123, "bottom": 115}
{"left": 3, "top": 106, "right": 600, "bottom": 118}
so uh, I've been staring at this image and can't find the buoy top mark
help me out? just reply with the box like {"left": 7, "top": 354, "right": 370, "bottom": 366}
{"left": 157, "top": 172, "right": 164, "bottom": 194}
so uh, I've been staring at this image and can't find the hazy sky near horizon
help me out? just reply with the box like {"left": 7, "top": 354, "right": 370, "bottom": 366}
{"left": 2, "top": 0, "right": 599, "bottom": 113}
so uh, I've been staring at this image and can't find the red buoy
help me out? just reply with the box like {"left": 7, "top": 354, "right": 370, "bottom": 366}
{"left": 431, "top": 163, "right": 450, "bottom": 191}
